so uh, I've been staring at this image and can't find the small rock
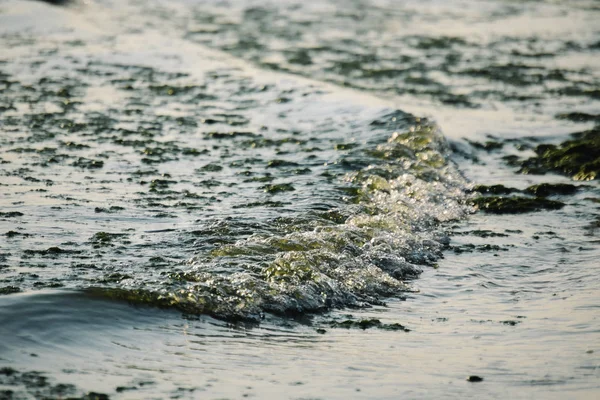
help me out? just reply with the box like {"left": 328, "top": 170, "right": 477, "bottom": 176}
{"left": 467, "top": 375, "right": 484, "bottom": 382}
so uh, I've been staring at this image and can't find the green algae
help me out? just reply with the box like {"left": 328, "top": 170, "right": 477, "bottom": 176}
{"left": 0, "top": 286, "right": 21, "bottom": 295}
{"left": 261, "top": 183, "right": 295, "bottom": 194}
{"left": 23, "top": 247, "right": 82, "bottom": 256}
{"left": 206, "top": 131, "right": 258, "bottom": 139}
{"left": 266, "top": 159, "right": 300, "bottom": 168}
{"left": 94, "top": 206, "right": 125, "bottom": 213}
{"left": 0, "top": 366, "right": 103, "bottom": 400}
{"left": 0, "top": 212, "right": 24, "bottom": 218}
{"left": 524, "top": 183, "right": 579, "bottom": 197}
{"left": 451, "top": 243, "right": 510, "bottom": 254}
{"left": 452, "top": 230, "right": 509, "bottom": 238}
{"left": 232, "top": 200, "right": 286, "bottom": 209}
{"left": 472, "top": 184, "right": 520, "bottom": 195}
{"left": 5, "top": 231, "right": 31, "bottom": 238}
{"left": 334, "top": 143, "right": 360, "bottom": 151}
{"left": 71, "top": 157, "right": 104, "bottom": 169}
{"left": 199, "top": 163, "right": 223, "bottom": 172}
{"left": 89, "top": 232, "right": 128, "bottom": 247}
{"left": 556, "top": 112, "right": 600, "bottom": 123}
{"left": 328, "top": 318, "right": 410, "bottom": 332}
{"left": 466, "top": 139, "right": 504, "bottom": 152}
{"left": 264, "top": 258, "right": 318, "bottom": 284}
{"left": 518, "top": 128, "right": 600, "bottom": 180}
{"left": 472, "top": 196, "right": 565, "bottom": 214}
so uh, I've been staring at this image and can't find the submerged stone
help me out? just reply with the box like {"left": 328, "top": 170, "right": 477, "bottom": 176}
{"left": 472, "top": 196, "right": 565, "bottom": 214}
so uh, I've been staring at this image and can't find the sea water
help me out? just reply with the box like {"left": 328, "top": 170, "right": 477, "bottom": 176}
{"left": 0, "top": 0, "right": 598, "bottom": 399}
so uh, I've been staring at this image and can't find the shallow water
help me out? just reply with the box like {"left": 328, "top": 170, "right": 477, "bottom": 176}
{"left": 0, "top": 0, "right": 599, "bottom": 399}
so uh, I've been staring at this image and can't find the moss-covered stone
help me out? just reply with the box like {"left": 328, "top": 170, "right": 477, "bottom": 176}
{"left": 555, "top": 112, "right": 600, "bottom": 123}
{"left": 264, "top": 256, "right": 319, "bottom": 284}
{"left": 524, "top": 183, "right": 579, "bottom": 197}
{"left": 89, "top": 232, "right": 127, "bottom": 247}
{"left": 0, "top": 366, "right": 97, "bottom": 399}
{"left": 518, "top": 127, "right": 600, "bottom": 180}
{"left": 466, "top": 139, "right": 504, "bottom": 152}
{"left": 261, "top": 183, "right": 295, "bottom": 194}
{"left": 472, "top": 196, "right": 565, "bottom": 214}
{"left": 0, "top": 286, "right": 21, "bottom": 295}
{"left": 471, "top": 184, "right": 520, "bottom": 195}
{"left": 0, "top": 212, "right": 24, "bottom": 218}
{"left": 329, "top": 318, "right": 410, "bottom": 332}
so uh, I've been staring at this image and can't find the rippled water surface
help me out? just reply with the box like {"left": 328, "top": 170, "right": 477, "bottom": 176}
{"left": 0, "top": 0, "right": 599, "bottom": 399}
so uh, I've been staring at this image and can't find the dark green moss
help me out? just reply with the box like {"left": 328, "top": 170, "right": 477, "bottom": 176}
{"left": 23, "top": 247, "right": 81, "bottom": 256}
{"left": 524, "top": 183, "right": 579, "bottom": 197}
{"left": 149, "top": 179, "right": 177, "bottom": 191}
{"left": 0, "top": 367, "right": 90, "bottom": 399}
{"left": 266, "top": 159, "right": 300, "bottom": 168}
{"left": 329, "top": 318, "right": 410, "bottom": 332}
{"left": 5, "top": 231, "right": 30, "bottom": 238}
{"left": 472, "top": 184, "right": 520, "bottom": 195}
{"left": 0, "top": 212, "right": 24, "bottom": 218}
{"left": 261, "top": 183, "right": 295, "bottom": 194}
{"left": 90, "top": 232, "right": 127, "bottom": 246}
{"left": 94, "top": 206, "right": 124, "bottom": 213}
{"left": 71, "top": 158, "right": 104, "bottom": 169}
{"left": 472, "top": 196, "right": 565, "bottom": 214}
{"left": 466, "top": 139, "right": 504, "bottom": 152}
{"left": 232, "top": 200, "right": 285, "bottom": 209}
{"left": 81, "top": 392, "right": 110, "bottom": 400}
{"left": 451, "top": 244, "right": 509, "bottom": 254}
{"left": 555, "top": 112, "right": 600, "bottom": 123}
{"left": 334, "top": 143, "right": 360, "bottom": 151}
{"left": 518, "top": 127, "right": 600, "bottom": 180}
{"left": 0, "top": 286, "right": 21, "bottom": 295}
{"left": 199, "top": 163, "right": 223, "bottom": 172}
{"left": 467, "top": 376, "right": 484, "bottom": 382}
{"left": 452, "top": 230, "right": 509, "bottom": 238}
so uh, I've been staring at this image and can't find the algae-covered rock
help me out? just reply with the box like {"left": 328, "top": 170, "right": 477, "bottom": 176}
{"left": 524, "top": 183, "right": 579, "bottom": 197}
{"left": 0, "top": 286, "right": 21, "bottom": 295}
{"left": 519, "top": 127, "right": 600, "bottom": 180}
{"left": 555, "top": 112, "right": 600, "bottom": 123}
{"left": 261, "top": 183, "right": 295, "bottom": 194}
{"left": 472, "top": 196, "right": 565, "bottom": 214}
{"left": 328, "top": 318, "right": 410, "bottom": 332}
{"left": 471, "top": 184, "right": 520, "bottom": 195}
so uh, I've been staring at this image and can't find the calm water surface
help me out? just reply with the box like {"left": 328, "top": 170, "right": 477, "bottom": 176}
{"left": 0, "top": 0, "right": 598, "bottom": 398}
